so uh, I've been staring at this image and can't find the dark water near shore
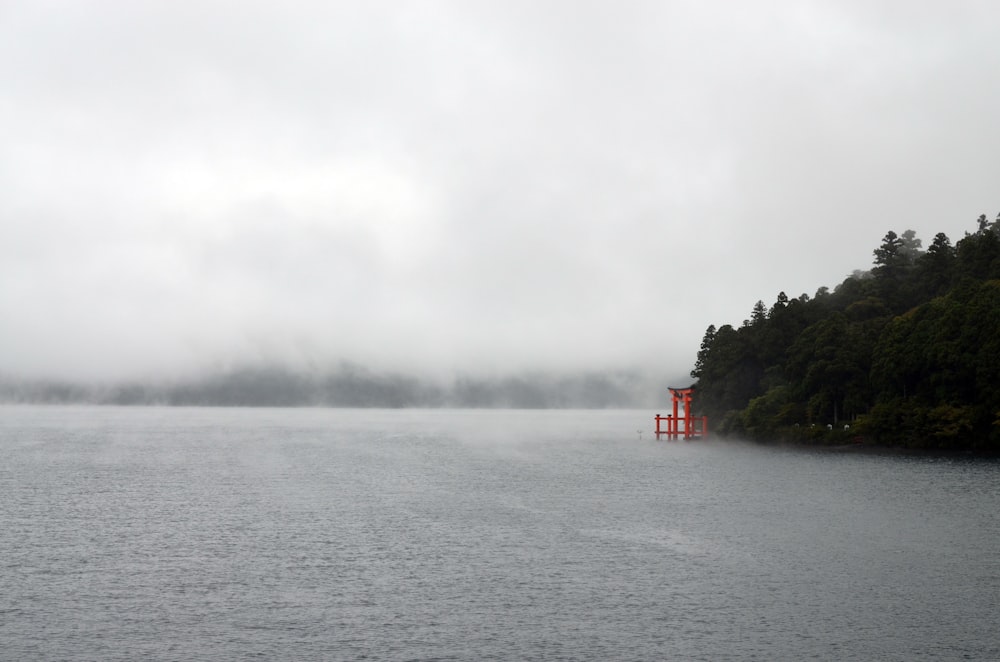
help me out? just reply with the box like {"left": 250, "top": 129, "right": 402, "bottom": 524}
{"left": 1, "top": 406, "right": 998, "bottom": 661}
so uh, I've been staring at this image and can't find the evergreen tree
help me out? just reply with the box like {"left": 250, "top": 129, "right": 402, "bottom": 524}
{"left": 916, "top": 232, "right": 955, "bottom": 296}
{"left": 691, "top": 324, "right": 716, "bottom": 380}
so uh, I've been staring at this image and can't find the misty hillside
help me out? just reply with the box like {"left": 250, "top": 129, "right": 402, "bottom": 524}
{"left": 692, "top": 212, "right": 1000, "bottom": 453}
{"left": 0, "top": 365, "right": 670, "bottom": 409}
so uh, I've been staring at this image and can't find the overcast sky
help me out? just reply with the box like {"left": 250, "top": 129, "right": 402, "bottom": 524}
{"left": 2, "top": 0, "right": 998, "bottom": 383}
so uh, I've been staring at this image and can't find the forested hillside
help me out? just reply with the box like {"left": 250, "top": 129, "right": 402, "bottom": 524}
{"left": 692, "top": 213, "right": 1000, "bottom": 452}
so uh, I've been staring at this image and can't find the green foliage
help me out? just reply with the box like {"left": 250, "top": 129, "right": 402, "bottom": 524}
{"left": 692, "top": 213, "right": 1000, "bottom": 452}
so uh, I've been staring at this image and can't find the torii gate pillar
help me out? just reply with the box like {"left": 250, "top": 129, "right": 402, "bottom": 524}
{"left": 655, "top": 386, "right": 708, "bottom": 440}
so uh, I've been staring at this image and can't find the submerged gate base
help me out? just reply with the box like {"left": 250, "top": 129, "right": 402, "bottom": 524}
{"left": 655, "top": 386, "right": 708, "bottom": 440}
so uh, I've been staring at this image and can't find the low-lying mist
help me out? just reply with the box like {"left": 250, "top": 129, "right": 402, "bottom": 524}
{"left": 0, "top": 363, "right": 680, "bottom": 409}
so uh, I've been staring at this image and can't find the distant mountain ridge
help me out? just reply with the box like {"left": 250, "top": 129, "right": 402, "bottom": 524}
{"left": 0, "top": 365, "right": 670, "bottom": 410}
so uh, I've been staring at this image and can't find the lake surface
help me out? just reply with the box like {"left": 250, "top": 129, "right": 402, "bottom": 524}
{"left": 1, "top": 406, "right": 998, "bottom": 661}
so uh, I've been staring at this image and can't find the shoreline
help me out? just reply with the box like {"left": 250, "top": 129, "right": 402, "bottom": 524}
{"left": 751, "top": 436, "right": 1000, "bottom": 459}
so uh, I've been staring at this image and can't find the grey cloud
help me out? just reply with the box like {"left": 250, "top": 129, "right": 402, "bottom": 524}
{"left": 2, "top": 0, "right": 999, "bottom": 383}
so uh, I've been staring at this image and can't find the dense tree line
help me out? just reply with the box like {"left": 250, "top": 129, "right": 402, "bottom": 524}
{"left": 692, "top": 213, "right": 1000, "bottom": 452}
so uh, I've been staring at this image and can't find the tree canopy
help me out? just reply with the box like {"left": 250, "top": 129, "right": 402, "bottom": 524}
{"left": 691, "top": 212, "right": 1000, "bottom": 452}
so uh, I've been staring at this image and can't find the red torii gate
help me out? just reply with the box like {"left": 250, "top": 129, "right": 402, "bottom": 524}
{"left": 655, "top": 386, "right": 708, "bottom": 440}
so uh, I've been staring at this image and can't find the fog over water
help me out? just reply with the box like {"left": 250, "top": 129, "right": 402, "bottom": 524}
{"left": 2, "top": 1, "right": 999, "bottom": 385}
{"left": 3, "top": 407, "right": 999, "bottom": 659}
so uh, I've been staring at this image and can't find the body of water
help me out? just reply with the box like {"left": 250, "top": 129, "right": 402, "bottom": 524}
{"left": 1, "top": 406, "right": 998, "bottom": 660}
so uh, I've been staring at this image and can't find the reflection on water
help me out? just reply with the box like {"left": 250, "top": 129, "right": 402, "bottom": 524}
{"left": 1, "top": 406, "right": 998, "bottom": 661}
